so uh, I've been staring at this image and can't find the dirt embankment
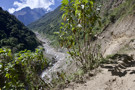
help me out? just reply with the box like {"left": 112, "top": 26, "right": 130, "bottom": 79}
{"left": 98, "top": 15, "right": 135, "bottom": 58}
{"left": 64, "top": 15, "right": 135, "bottom": 90}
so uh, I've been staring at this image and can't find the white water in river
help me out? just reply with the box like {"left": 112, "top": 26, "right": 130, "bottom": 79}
{"left": 35, "top": 33, "right": 72, "bottom": 83}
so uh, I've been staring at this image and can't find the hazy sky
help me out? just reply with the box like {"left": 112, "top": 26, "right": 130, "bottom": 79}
{"left": 0, "top": 0, "right": 61, "bottom": 13}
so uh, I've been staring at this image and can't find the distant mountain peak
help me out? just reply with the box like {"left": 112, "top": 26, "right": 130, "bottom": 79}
{"left": 21, "top": 7, "right": 31, "bottom": 11}
{"left": 13, "top": 7, "right": 47, "bottom": 25}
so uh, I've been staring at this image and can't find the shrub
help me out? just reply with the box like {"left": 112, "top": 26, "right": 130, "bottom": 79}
{"left": 58, "top": 0, "right": 102, "bottom": 72}
{"left": 110, "top": 14, "right": 116, "bottom": 23}
{"left": 0, "top": 48, "right": 48, "bottom": 89}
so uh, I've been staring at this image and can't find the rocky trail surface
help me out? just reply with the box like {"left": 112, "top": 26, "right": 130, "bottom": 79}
{"left": 64, "top": 55, "right": 135, "bottom": 90}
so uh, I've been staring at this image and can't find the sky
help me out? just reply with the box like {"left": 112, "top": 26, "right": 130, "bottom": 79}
{"left": 0, "top": 0, "right": 62, "bottom": 13}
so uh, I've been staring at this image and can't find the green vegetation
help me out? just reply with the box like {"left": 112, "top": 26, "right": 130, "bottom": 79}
{"left": 58, "top": 0, "right": 101, "bottom": 71}
{"left": 28, "top": 6, "right": 62, "bottom": 34}
{"left": 28, "top": 0, "right": 135, "bottom": 48}
{"left": 28, "top": 6, "right": 62, "bottom": 48}
{"left": 28, "top": 0, "right": 135, "bottom": 41}
{"left": 0, "top": 7, "right": 41, "bottom": 52}
{"left": 1, "top": 0, "right": 135, "bottom": 89}
{"left": 0, "top": 48, "right": 49, "bottom": 89}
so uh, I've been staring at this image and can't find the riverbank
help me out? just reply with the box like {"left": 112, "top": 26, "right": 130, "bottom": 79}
{"left": 35, "top": 32, "right": 76, "bottom": 83}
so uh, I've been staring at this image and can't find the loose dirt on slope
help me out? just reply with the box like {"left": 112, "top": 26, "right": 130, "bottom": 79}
{"left": 64, "top": 15, "right": 135, "bottom": 90}
{"left": 64, "top": 56, "right": 135, "bottom": 90}
{"left": 35, "top": 15, "right": 135, "bottom": 89}
{"left": 98, "top": 15, "right": 135, "bottom": 57}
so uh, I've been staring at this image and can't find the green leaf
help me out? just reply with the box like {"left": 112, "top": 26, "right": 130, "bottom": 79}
{"left": 61, "top": 22, "right": 64, "bottom": 25}
{"left": 90, "top": 1, "right": 93, "bottom": 6}
{"left": 75, "top": 0, "right": 80, "bottom": 5}
{"left": 5, "top": 73, "right": 10, "bottom": 78}
{"left": 54, "top": 32, "right": 60, "bottom": 35}
{"left": 62, "top": 14, "right": 66, "bottom": 19}
{"left": 82, "top": 0, "right": 88, "bottom": 3}
{"left": 61, "top": 0, "right": 69, "bottom": 5}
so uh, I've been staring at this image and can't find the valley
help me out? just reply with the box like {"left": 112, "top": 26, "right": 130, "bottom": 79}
{"left": 35, "top": 32, "right": 73, "bottom": 83}
{"left": 0, "top": 0, "right": 135, "bottom": 89}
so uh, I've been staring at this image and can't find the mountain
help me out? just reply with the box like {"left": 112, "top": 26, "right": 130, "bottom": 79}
{"left": 28, "top": 6, "right": 62, "bottom": 47}
{"left": 13, "top": 7, "right": 47, "bottom": 25}
{"left": 28, "top": 6, "right": 62, "bottom": 34}
{"left": 28, "top": 0, "right": 135, "bottom": 47}
{"left": 0, "top": 7, "right": 41, "bottom": 52}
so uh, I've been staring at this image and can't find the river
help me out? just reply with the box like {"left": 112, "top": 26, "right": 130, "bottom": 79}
{"left": 35, "top": 33, "right": 73, "bottom": 83}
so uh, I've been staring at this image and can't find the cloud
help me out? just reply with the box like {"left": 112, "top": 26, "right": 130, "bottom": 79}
{"left": 8, "top": 0, "right": 55, "bottom": 13}
{"left": 8, "top": 8, "right": 16, "bottom": 13}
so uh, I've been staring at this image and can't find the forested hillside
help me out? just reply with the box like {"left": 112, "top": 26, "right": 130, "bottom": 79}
{"left": 28, "top": 6, "right": 62, "bottom": 46}
{"left": 28, "top": 6, "right": 62, "bottom": 34}
{"left": 0, "top": 7, "right": 45, "bottom": 89}
{"left": 0, "top": 7, "right": 41, "bottom": 52}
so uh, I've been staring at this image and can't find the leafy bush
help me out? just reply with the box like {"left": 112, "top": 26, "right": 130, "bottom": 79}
{"left": 58, "top": 0, "right": 101, "bottom": 71}
{"left": 0, "top": 48, "right": 48, "bottom": 89}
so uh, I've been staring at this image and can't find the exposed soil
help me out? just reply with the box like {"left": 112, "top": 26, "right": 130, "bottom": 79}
{"left": 64, "top": 55, "right": 135, "bottom": 90}
{"left": 64, "top": 15, "right": 135, "bottom": 90}
{"left": 98, "top": 15, "right": 135, "bottom": 58}
{"left": 36, "top": 15, "right": 135, "bottom": 90}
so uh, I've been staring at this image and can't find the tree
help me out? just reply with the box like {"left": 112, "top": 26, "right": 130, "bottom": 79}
{"left": 58, "top": 0, "right": 101, "bottom": 71}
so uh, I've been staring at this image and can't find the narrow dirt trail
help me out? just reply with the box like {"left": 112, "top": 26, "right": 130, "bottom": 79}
{"left": 64, "top": 66, "right": 135, "bottom": 90}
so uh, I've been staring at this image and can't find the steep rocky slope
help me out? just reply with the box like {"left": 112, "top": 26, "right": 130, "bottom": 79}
{"left": 99, "top": 15, "right": 135, "bottom": 58}
{"left": 93, "top": 0, "right": 135, "bottom": 58}
{"left": 64, "top": 0, "right": 135, "bottom": 89}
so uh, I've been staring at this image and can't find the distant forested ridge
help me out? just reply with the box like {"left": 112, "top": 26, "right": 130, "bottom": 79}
{"left": 0, "top": 7, "right": 41, "bottom": 52}
{"left": 28, "top": 6, "right": 62, "bottom": 36}
{"left": 28, "top": 6, "right": 62, "bottom": 47}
